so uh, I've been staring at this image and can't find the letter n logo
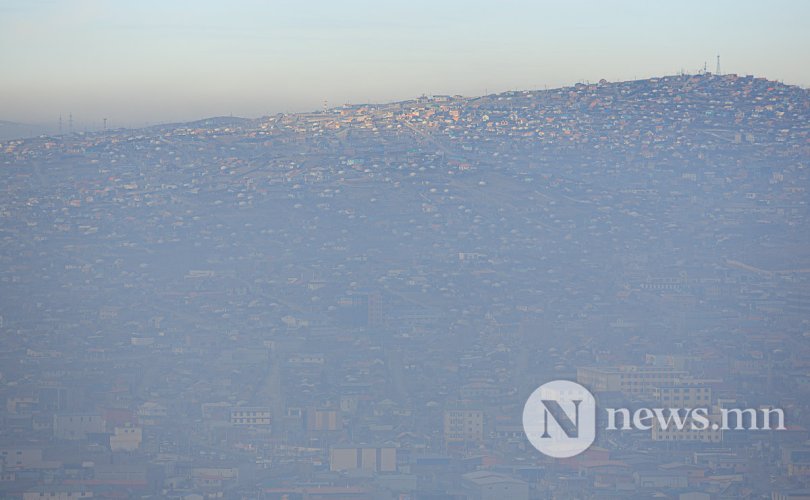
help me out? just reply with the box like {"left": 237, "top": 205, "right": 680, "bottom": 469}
{"left": 523, "top": 380, "right": 596, "bottom": 458}
{"left": 541, "top": 399, "right": 581, "bottom": 438}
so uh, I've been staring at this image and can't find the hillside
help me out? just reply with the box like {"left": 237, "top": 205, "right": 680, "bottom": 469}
{"left": 0, "top": 72, "right": 808, "bottom": 408}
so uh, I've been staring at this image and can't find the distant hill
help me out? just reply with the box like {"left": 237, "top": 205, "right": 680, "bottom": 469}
{"left": 0, "top": 120, "right": 50, "bottom": 141}
{"left": 0, "top": 74, "right": 808, "bottom": 496}
{"left": 1, "top": 73, "right": 809, "bottom": 444}
{"left": 145, "top": 115, "right": 256, "bottom": 133}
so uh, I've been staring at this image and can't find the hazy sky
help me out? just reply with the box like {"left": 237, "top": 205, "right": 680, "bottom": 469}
{"left": 1, "top": 0, "right": 808, "bottom": 127}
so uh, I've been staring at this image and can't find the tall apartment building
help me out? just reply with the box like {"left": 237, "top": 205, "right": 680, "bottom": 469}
{"left": 330, "top": 445, "right": 396, "bottom": 472}
{"left": 652, "top": 385, "right": 712, "bottom": 408}
{"left": 230, "top": 407, "right": 272, "bottom": 427}
{"left": 651, "top": 411, "right": 723, "bottom": 443}
{"left": 444, "top": 408, "right": 484, "bottom": 445}
{"left": 577, "top": 365, "right": 688, "bottom": 397}
{"left": 650, "top": 395, "right": 732, "bottom": 444}
{"left": 307, "top": 407, "right": 341, "bottom": 431}
{"left": 53, "top": 413, "right": 104, "bottom": 440}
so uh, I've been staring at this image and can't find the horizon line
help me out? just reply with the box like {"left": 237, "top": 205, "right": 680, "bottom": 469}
{"left": 2, "top": 71, "right": 807, "bottom": 142}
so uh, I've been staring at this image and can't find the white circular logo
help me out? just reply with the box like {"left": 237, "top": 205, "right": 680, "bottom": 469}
{"left": 523, "top": 380, "right": 596, "bottom": 458}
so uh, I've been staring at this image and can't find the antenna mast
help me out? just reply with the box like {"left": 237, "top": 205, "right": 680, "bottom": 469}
{"left": 715, "top": 54, "right": 721, "bottom": 76}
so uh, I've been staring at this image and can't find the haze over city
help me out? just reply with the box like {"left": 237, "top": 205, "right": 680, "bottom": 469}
{"left": 1, "top": 0, "right": 809, "bottom": 127}
{"left": 2, "top": 2, "right": 810, "bottom": 498}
